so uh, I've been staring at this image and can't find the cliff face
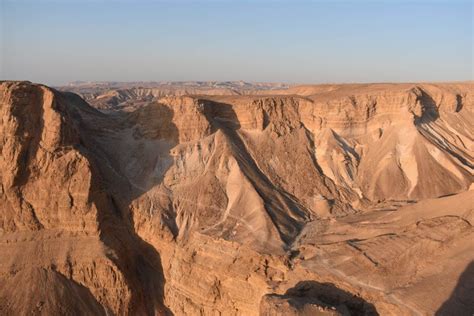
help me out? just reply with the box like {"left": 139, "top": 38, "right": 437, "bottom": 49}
{"left": 0, "top": 81, "right": 473, "bottom": 315}
{"left": 0, "top": 82, "right": 169, "bottom": 315}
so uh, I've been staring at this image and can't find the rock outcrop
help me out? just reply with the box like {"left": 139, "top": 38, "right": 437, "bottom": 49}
{"left": 1, "top": 81, "right": 473, "bottom": 315}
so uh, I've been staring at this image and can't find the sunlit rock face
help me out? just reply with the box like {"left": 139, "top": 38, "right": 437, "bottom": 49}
{"left": 1, "top": 81, "right": 473, "bottom": 315}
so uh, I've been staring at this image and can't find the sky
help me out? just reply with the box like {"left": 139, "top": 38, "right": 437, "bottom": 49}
{"left": 0, "top": 0, "right": 472, "bottom": 85}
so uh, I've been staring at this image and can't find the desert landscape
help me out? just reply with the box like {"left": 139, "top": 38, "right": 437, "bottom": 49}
{"left": 0, "top": 80, "right": 472, "bottom": 315}
{"left": 1, "top": 0, "right": 473, "bottom": 314}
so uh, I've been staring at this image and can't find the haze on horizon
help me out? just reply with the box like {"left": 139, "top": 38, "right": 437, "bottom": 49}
{"left": 0, "top": 0, "right": 472, "bottom": 86}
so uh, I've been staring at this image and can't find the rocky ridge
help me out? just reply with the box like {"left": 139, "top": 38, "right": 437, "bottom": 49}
{"left": 1, "top": 81, "right": 473, "bottom": 315}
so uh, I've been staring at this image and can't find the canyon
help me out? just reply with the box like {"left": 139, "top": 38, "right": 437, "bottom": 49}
{"left": 0, "top": 80, "right": 473, "bottom": 315}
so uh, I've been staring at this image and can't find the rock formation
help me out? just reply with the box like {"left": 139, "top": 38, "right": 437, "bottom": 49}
{"left": 1, "top": 80, "right": 473, "bottom": 315}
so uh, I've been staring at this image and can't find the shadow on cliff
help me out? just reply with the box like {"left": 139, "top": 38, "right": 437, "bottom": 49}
{"left": 61, "top": 92, "right": 176, "bottom": 315}
{"left": 199, "top": 99, "right": 309, "bottom": 247}
{"left": 414, "top": 89, "right": 473, "bottom": 169}
{"left": 415, "top": 89, "right": 439, "bottom": 124}
{"left": 436, "top": 261, "right": 474, "bottom": 316}
{"left": 267, "top": 280, "right": 379, "bottom": 316}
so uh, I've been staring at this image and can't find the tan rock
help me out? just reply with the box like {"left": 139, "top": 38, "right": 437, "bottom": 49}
{"left": 1, "top": 81, "right": 472, "bottom": 315}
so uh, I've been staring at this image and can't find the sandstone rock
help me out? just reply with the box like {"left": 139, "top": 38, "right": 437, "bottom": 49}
{"left": 1, "top": 81, "right": 472, "bottom": 315}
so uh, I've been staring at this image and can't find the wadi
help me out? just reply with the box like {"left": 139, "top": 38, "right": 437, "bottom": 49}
{"left": 0, "top": 80, "right": 472, "bottom": 315}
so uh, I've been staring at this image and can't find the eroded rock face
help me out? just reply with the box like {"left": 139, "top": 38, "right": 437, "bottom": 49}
{"left": 0, "top": 81, "right": 473, "bottom": 315}
{"left": 0, "top": 82, "right": 169, "bottom": 315}
{"left": 260, "top": 281, "right": 378, "bottom": 316}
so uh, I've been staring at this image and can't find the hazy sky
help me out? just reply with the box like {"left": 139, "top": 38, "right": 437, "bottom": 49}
{"left": 1, "top": 0, "right": 472, "bottom": 85}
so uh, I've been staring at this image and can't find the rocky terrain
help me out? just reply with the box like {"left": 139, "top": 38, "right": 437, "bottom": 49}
{"left": 0, "top": 80, "right": 473, "bottom": 315}
{"left": 57, "top": 81, "right": 290, "bottom": 111}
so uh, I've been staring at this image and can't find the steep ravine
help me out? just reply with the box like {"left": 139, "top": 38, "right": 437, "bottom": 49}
{"left": 1, "top": 81, "right": 473, "bottom": 315}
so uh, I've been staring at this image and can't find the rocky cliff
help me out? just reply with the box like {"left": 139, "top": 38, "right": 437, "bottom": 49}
{"left": 1, "top": 81, "right": 472, "bottom": 315}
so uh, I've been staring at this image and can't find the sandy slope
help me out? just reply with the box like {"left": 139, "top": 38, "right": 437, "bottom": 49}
{"left": 0, "top": 81, "right": 473, "bottom": 315}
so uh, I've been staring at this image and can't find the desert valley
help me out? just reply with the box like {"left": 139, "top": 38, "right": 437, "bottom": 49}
{"left": 0, "top": 80, "right": 472, "bottom": 315}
